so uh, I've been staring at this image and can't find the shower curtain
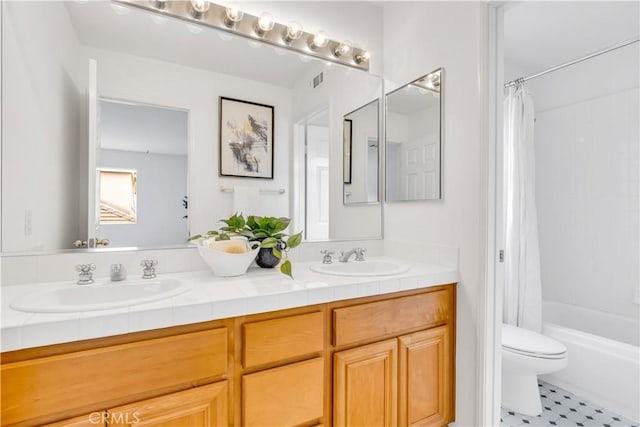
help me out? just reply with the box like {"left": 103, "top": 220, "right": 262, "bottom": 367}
{"left": 503, "top": 84, "right": 542, "bottom": 333}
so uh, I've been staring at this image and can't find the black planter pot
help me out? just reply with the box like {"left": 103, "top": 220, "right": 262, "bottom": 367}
{"left": 255, "top": 241, "right": 286, "bottom": 269}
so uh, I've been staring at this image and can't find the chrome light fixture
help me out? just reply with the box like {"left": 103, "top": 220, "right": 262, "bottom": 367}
{"left": 282, "top": 22, "right": 303, "bottom": 45}
{"left": 111, "top": 0, "right": 371, "bottom": 71}
{"left": 223, "top": 4, "right": 244, "bottom": 28}
{"left": 151, "top": 0, "right": 168, "bottom": 10}
{"left": 354, "top": 50, "right": 370, "bottom": 65}
{"left": 190, "top": 0, "right": 210, "bottom": 19}
{"left": 255, "top": 12, "right": 275, "bottom": 37}
{"left": 334, "top": 41, "right": 352, "bottom": 58}
{"left": 309, "top": 31, "right": 329, "bottom": 50}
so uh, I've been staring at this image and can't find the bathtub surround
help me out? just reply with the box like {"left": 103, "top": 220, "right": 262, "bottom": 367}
{"left": 503, "top": 84, "right": 543, "bottom": 333}
{"left": 542, "top": 301, "right": 640, "bottom": 422}
{"left": 501, "top": 381, "right": 638, "bottom": 427}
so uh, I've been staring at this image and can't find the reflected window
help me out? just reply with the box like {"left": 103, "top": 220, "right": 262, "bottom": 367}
{"left": 99, "top": 169, "right": 137, "bottom": 224}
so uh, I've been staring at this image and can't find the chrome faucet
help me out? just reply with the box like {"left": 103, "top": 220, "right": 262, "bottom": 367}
{"left": 320, "top": 250, "right": 335, "bottom": 264}
{"left": 110, "top": 264, "right": 127, "bottom": 281}
{"left": 140, "top": 259, "right": 158, "bottom": 279}
{"left": 338, "top": 248, "right": 366, "bottom": 263}
{"left": 76, "top": 264, "right": 96, "bottom": 285}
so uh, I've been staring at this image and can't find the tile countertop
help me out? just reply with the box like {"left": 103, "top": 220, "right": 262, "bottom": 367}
{"left": 0, "top": 257, "right": 458, "bottom": 352}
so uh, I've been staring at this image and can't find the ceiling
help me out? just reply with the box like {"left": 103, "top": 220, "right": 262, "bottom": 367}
{"left": 504, "top": 1, "right": 639, "bottom": 79}
{"left": 65, "top": 1, "right": 323, "bottom": 88}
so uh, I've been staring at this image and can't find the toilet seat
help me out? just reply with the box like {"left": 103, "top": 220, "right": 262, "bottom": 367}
{"left": 502, "top": 324, "right": 567, "bottom": 359}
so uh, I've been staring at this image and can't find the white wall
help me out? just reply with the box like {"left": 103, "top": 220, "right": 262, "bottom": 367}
{"left": 87, "top": 47, "right": 292, "bottom": 236}
{"left": 527, "top": 45, "right": 639, "bottom": 320}
{"left": 344, "top": 101, "right": 379, "bottom": 204}
{"left": 2, "top": 1, "right": 85, "bottom": 252}
{"left": 98, "top": 149, "right": 188, "bottom": 248}
{"left": 383, "top": 2, "right": 488, "bottom": 425}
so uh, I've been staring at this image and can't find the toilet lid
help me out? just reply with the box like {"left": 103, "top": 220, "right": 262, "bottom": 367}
{"left": 502, "top": 324, "right": 567, "bottom": 357}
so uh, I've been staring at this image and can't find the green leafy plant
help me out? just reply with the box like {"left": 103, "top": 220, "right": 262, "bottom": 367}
{"left": 189, "top": 213, "right": 303, "bottom": 278}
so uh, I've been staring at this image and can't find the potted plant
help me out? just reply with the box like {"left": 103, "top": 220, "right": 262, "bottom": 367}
{"left": 189, "top": 213, "right": 303, "bottom": 278}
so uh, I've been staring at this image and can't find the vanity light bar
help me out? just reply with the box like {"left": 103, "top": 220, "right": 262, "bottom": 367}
{"left": 111, "top": 0, "right": 371, "bottom": 71}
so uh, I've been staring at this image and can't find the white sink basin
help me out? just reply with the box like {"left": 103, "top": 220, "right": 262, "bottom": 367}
{"left": 10, "top": 279, "right": 188, "bottom": 313}
{"left": 310, "top": 261, "right": 410, "bottom": 277}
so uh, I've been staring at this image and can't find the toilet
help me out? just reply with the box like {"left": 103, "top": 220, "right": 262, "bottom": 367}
{"left": 502, "top": 323, "right": 568, "bottom": 416}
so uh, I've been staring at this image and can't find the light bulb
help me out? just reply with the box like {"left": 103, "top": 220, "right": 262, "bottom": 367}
{"left": 256, "top": 12, "right": 275, "bottom": 35}
{"left": 190, "top": 0, "right": 210, "bottom": 18}
{"left": 224, "top": 5, "right": 244, "bottom": 27}
{"left": 310, "top": 31, "right": 329, "bottom": 49}
{"left": 354, "top": 50, "right": 370, "bottom": 64}
{"left": 283, "top": 22, "right": 303, "bottom": 44}
{"left": 334, "top": 41, "right": 352, "bottom": 58}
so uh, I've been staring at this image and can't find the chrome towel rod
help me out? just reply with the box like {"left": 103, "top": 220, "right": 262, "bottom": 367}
{"left": 505, "top": 37, "right": 639, "bottom": 88}
{"left": 219, "top": 186, "right": 286, "bottom": 195}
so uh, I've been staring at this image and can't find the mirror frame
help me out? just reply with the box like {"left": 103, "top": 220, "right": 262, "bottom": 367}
{"left": 384, "top": 67, "right": 444, "bottom": 203}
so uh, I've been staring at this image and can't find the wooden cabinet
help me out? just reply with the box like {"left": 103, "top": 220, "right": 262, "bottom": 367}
{"left": 108, "top": 382, "right": 228, "bottom": 427}
{"left": 1, "top": 284, "right": 456, "bottom": 427}
{"left": 332, "top": 286, "right": 456, "bottom": 427}
{"left": 399, "top": 326, "right": 453, "bottom": 427}
{"left": 334, "top": 339, "right": 398, "bottom": 427}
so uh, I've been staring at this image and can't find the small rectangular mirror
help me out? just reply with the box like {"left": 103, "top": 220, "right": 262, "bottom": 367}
{"left": 343, "top": 99, "right": 380, "bottom": 205}
{"left": 385, "top": 68, "right": 442, "bottom": 202}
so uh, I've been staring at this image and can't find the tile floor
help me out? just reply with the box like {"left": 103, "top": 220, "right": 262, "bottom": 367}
{"left": 501, "top": 381, "right": 638, "bottom": 427}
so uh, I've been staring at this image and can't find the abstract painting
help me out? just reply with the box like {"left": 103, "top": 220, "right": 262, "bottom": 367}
{"left": 219, "top": 97, "right": 274, "bottom": 179}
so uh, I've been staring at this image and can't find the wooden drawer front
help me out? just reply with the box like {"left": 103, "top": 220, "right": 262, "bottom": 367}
{"left": 109, "top": 381, "right": 228, "bottom": 427}
{"left": 243, "top": 311, "right": 323, "bottom": 368}
{"left": 333, "top": 289, "right": 450, "bottom": 347}
{"left": 1, "top": 328, "right": 227, "bottom": 426}
{"left": 242, "top": 358, "right": 324, "bottom": 427}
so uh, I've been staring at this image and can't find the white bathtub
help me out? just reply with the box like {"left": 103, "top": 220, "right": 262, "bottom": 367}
{"left": 541, "top": 301, "right": 640, "bottom": 422}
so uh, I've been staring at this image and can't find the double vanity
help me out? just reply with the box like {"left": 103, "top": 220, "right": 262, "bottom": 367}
{"left": 1, "top": 259, "right": 458, "bottom": 426}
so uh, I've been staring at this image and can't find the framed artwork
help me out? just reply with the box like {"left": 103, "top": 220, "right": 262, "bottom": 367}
{"left": 219, "top": 97, "right": 274, "bottom": 179}
{"left": 343, "top": 118, "right": 353, "bottom": 184}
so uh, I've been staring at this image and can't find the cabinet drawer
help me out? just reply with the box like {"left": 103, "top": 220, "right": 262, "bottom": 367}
{"left": 1, "top": 328, "right": 227, "bottom": 426}
{"left": 333, "top": 289, "right": 451, "bottom": 347}
{"left": 242, "top": 358, "right": 324, "bottom": 427}
{"left": 243, "top": 311, "right": 323, "bottom": 368}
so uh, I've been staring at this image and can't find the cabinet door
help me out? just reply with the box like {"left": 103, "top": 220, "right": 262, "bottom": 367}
{"left": 334, "top": 338, "right": 397, "bottom": 427}
{"left": 108, "top": 382, "right": 228, "bottom": 427}
{"left": 398, "top": 326, "right": 452, "bottom": 427}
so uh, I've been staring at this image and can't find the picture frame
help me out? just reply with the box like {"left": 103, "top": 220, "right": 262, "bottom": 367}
{"left": 219, "top": 96, "right": 274, "bottom": 179}
{"left": 343, "top": 118, "right": 353, "bottom": 184}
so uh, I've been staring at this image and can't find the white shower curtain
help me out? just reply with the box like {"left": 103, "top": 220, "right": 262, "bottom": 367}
{"left": 503, "top": 85, "right": 542, "bottom": 333}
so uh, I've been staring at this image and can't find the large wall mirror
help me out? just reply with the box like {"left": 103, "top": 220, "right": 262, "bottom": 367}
{"left": 1, "top": 1, "right": 383, "bottom": 254}
{"left": 385, "top": 68, "right": 442, "bottom": 202}
{"left": 343, "top": 99, "right": 380, "bottom": 205}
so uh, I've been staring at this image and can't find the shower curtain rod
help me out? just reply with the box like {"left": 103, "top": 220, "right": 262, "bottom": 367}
{"left": 504, "top": 37, "right": 640, "bottom": 88}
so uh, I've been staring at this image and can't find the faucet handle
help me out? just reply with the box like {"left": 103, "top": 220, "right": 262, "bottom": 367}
{"left": 140, "top": 259, "right": 158, "bottom": 279}
{"left": 76, "top": 264, "right": 96, "bottom": 285}
{"left": 320, "top": 250, "right": 335, "bottom": 264}
{"left": 354, "top": 248, "right": 366, "bottom": 261}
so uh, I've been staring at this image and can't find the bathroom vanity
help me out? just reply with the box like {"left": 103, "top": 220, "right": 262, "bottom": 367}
{"left": 1, "top": 265, "right": 456, "bottom": 427}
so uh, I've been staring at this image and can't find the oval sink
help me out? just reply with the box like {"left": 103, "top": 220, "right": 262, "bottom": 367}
{"left": 10, "top": 279, "right": 188, "bottom": 313}
{"left": 310, "top": 261, "right": 409, "bottom": 277}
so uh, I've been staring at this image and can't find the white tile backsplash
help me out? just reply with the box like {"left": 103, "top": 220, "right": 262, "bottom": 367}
{"left": 1, "top": 240, "right": 387, "bottom": 286}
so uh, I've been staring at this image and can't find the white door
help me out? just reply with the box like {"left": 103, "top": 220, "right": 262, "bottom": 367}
{"left": 400, "top": 131, "right": 439, "bottom": 200}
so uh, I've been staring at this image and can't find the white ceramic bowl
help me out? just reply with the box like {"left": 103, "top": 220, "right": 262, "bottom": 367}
{"left": 197, "top": 238, "right": 260, "bottom": 277}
